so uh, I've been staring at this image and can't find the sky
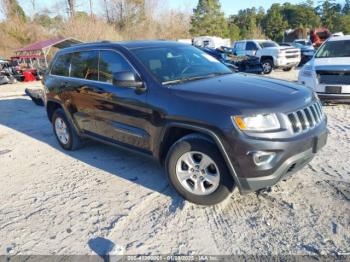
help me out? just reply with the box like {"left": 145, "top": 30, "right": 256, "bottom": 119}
{"left": 12, "top": 0, "right": 347, "bottom": 18}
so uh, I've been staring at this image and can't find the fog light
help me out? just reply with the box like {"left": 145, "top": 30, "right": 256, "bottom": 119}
{"left": 250, "top": 151, "right": 276, "bottom": 166}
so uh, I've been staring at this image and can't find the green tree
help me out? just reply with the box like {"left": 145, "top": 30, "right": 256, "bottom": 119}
{"left": 190, "top": 0, "right": 229, "bottom": 38}
{"left": 227, "top": 20, "right": 240, "bottom": 41}
{"left": 343, "top": 0, "right": 350, "bottom": 14}
{"left": 282, "top": 3, "right": 320, "bottom": 29}
{"left": 263, "top": 4, "right": 288, "bottom": 41}
{"left": 339, "top": 14, "right": 350, "bottom": 33}
{"left": 229, "top": 8, "right": 257, "bottom": 39}
{"left": 317, "top": 0, "right": 342, "bottom": 32}
{"left": 1, "top": 0, "right": 26, "bottom": 22}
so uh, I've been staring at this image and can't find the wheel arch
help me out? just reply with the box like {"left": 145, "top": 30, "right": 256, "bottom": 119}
{"left": 260, "top": 56, "right": 274, "bottom": 64}
{"left": 46, "top": 100, "right": 63, "bottom": 122}
{"left": 46, "top": 99, "right": 82, "bottom": 136}
{"left": 159, "top": 123, "right": 242, "bottom": 190}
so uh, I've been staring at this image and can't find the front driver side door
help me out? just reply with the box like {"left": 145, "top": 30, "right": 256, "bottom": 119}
{"left": 73, "top": 50, "right": 152, "bottom": 153}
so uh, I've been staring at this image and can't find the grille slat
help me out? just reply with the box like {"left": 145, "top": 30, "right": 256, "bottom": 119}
{"left": 317, "top": 70, "right": 350, "bottom": 85}
{"left": 288, "top": 102, "right": 324, "bottom": 134}
{"left": 301, "top": 110, "right": 310, "bottom": 129}
{"left": 311, "top": 105, "right": 320, "bottom": 123}
{"left": 314, "top": 104, "right": 322, "bottom": 121}
{"left": 305, "top": 107, "right": 315, "bottom": 127}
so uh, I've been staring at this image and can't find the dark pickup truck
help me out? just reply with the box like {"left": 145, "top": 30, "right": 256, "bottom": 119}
{"left": 43, "top": 41, "right": 328, "bottom": 205}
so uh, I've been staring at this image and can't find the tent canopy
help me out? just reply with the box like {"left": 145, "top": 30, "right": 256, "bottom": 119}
{"left": 16, "top": 37, "right": 82, "bottom": 54}
{"left": 13, "top": 37, "right": 83, "bottom": 67}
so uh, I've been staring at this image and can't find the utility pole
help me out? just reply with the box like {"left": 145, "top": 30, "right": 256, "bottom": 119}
{"left": 89, "top": 0, "right": 93, "bottom": 17}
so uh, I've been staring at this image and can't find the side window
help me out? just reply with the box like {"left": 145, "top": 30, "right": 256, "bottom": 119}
{"left": 70, "top": 51, "right": 99, "bottom": 80}
{"left": 235, "top": 42, "right": 245, "bottom": 51}
{"left": 99, "top": 51, "right": 134, "bottom": 83}
{"left": 246, "top": 42, "right": 258, "bottom": 51}
{"left": 51, "top": 53, "right": 71, "bottom": 76}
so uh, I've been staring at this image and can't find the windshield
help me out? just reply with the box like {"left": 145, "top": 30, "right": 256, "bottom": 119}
{"left": 259, "top": 41, "right": 278, "bottom": 48}
{"left": 131, "top": 46, "right": 232, "bottom": 84}
{"left": 316, "top": 40, "right": 350, "bottom": 58}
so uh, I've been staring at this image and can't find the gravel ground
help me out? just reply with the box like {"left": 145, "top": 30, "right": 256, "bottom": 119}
{"left": 0, "top": 70, "right": 349, "bottom": 257}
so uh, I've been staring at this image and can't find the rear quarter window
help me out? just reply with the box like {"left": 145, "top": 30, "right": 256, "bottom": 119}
{"left": 51, "top": 53, "right": 71, "bottom": 76}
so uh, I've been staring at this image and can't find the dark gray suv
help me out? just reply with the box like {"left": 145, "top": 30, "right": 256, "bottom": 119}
{"left": 44, "top": 41, "right": 328, "bottom": 205}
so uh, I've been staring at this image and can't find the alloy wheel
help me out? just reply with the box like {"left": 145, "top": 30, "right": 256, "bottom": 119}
{"left": 55, "top": 117, "right": 70, "bottom": 145}
{"left": 175, "top": 151, "right": 220, "bottom": 196}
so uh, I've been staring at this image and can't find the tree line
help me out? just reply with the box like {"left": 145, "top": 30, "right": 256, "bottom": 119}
{"left": 190, "top": 0, "right": 350, "bottom": 42}
{"left": 0, "top": 0, "right": 349, "bottom": 58}
{"left": 0, "top": 0, "right": 190, "bottom": 57}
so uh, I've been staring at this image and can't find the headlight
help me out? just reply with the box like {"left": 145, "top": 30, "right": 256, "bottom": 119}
{"left": 232, "top": 114, "right": 281, "bottom": 132}
{"left": 301, "top": 65, "right": 314, "bottom": 77}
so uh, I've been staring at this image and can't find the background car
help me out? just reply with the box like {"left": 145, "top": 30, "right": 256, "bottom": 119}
{"left": 293, "top": 39, "right": 315, "bottom": 66}
{"left": 232, "top": 40, "right": 300, "bottom": 74}
{"left": 200, "top": 47, "right": 263, "bottom": 74}
{"left": 298, "top": 35, "right": 350, "bottom": 102}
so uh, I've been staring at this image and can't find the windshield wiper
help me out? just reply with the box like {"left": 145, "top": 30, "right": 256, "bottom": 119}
{"left": 163, "top": 72, "right": 232, "bottom": 85}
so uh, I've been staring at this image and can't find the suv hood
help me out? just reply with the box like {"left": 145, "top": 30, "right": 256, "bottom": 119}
{"left": 171, "top": 74, "right": 313, "bottom": 113}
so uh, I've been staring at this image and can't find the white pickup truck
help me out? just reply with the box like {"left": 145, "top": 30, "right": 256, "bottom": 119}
{"left": 233, "top": 40, "right": 301, "bottom": 74}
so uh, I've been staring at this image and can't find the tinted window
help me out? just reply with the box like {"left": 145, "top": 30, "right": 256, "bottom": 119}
{"left": 132, "top": 46, "right": 231, "bottom": 83}
{"left": 70, "top": 51, "right": 99, "bottom": 80}
{"left": 51, "top": 53, "right": 71, "bottom": 76}
{"left": 99, "top": 51, "right": 133, "bottom": 83}
{"left": 246, "top": 42, "right": 258, "bottom": 51}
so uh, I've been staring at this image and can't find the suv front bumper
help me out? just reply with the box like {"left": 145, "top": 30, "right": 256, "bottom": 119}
{"left": 223, "top": 122, "right": 328, "bottom": 193}
{"left": 274, "top": 57, "right": 300, "bottom": 68}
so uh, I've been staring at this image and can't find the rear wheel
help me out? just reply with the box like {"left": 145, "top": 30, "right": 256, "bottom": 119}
{"left": 52, "top": 108, "right": 83, "bottom": 151}
{"left": 261, "top": 59, "right": 273, "bottom": 74}
{"left": 165, "top": 134, "right": 234, "bottom": 205}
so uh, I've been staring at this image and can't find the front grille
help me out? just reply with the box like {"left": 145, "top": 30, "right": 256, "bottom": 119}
{"left": 284, "top": 49, "right": 299, "bottom": 54}
{"left": 317, "top": 70, "right": 350, "bottom": 85}
{"left": 287, "top": 101, "right": 324, "bottom": 133}
{"left": 286, "top": 55, "right": 299, "bottom": 59}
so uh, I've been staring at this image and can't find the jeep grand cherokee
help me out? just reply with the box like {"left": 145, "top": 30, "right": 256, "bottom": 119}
{"left": 44, "top": 41, "right": 328, "bottom": 205}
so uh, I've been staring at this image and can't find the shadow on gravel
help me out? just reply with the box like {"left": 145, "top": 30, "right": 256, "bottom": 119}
{"left": 0, "top": 97, "right": 183, "bottom": 204}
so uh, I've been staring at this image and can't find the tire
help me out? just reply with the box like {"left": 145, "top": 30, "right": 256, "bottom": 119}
{"left": 52, "top": 108, "right": 83, "bottom": 151}
{"left": 261, "top": 59, "right": 273, "bottom": 74}
{"left": 283, "top": 67, "right": 293, "bottom": 72}
{"left": 165, "top": 134, "right": 234, "bottom": 205}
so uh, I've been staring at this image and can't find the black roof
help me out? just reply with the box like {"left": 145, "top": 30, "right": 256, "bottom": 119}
{"left": 60, "top": 40, "right": 188, "bottom": 53}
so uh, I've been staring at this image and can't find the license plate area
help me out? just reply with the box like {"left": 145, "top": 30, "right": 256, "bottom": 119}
{"left": 325, "top": 86, "right": 342, "bottom": 94}
{"left": 313, "top": 132, "right": 328, "bottom": 153}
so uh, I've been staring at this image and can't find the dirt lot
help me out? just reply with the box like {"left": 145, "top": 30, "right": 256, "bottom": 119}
{"left": 0, "top": 70, "right": 349, "bottom": 257}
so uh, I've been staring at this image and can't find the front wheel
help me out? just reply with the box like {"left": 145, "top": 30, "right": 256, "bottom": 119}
{"left": 165, "top": 134, "right": 234, "bottom": 205}
{"left": 261, "top": 59, "right": 274, "bottom": 74}
{"left": 283, "top": 67, "right": 293, "bottom": 72}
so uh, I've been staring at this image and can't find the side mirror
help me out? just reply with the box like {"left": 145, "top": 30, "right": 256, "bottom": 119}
{"left": 113, "top": 71, "right": 145, "bottom": 90}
